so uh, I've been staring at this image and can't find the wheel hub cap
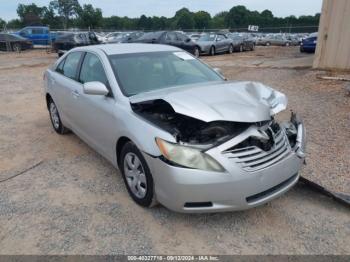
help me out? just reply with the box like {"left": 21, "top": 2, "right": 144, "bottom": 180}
{"left": 123, "top": 153, "right": 147, "bottom": 199}
{"left": 50, "top": 103, "right": 60, "bottom": 129}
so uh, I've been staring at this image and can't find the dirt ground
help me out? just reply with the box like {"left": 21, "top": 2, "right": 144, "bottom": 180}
{"left": 0, "top": 47, "right": 349, "bottom": 255}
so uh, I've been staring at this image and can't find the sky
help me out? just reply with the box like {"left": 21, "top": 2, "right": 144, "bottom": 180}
{"left": 0, "top": 0, "right": 323, "bottom": 21}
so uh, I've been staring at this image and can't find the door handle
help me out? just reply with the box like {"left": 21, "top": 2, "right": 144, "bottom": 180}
{"left": 72, "top": 90, "right": 80, "bottom": 98}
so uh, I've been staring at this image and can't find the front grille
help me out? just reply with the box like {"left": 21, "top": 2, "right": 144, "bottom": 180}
{"left": 223, "top": 127, "right": 291, "bottom": 172}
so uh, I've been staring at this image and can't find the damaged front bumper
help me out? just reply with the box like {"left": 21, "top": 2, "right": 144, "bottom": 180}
{"left": 144, "top": 114, "right": 306, "bottom": 213}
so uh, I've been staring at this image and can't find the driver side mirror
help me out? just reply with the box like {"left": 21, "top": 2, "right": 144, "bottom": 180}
{"left": 83, "top": 81, "right": 109, "bottom": 96}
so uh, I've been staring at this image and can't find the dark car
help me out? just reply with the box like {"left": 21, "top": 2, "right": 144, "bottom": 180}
{"left": 300, "top": 33, "right": 317, "bottom": 53}
{"left": 227, "top": 33, "right": 255, "bottom": 52}
{"left": 0, "top": 33, "right": 33, "bottom": 52}
{"left": 131, "top": 31, "right": 200, "bottom": 57}
{"left": 52, "top": 32, "right": 100, "bottom": 57}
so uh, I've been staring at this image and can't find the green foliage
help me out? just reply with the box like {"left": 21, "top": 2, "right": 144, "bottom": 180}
{"left": 0, "top": 18, "right": 6, "bottom": 29}
{"left": 77, "top": 4, "right": 103, "bottom": 29}
{"left": 3, "top": 3, "right": 320, "bottom": 31}
{"left": 6, "top": 19, "right": 23, "bottom": 29}
{"left": 194, "top": 11, "right": 211, "bottom": 29}
{"left": 50, "top": 0, "right": 81, "bottom": 28}
{"left": 17, "top": 3, "right": 45, "bottom": 25}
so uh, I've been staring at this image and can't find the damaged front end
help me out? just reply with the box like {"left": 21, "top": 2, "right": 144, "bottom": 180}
{"left": 131, "top": 99, "right": 252, "bottom": 148}
{"left": 130, "top": 81, "right": 305, "bottom": 172}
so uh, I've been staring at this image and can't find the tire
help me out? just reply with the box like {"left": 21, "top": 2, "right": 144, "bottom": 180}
{"left": 120, "top": 142, "right": 157, "bottom": 207}
{"left": 251, "top": 44, "right": 255, "bottom": 51}
{"left": 285, "top": 42, "right": 290, "bottom": 47}
{"left": 210, "top": 46, "right": 215, "bottom": 56}
{"left": 228, "top": 44, "right": 233, "bottom": 54}
{"left": 239, "top": 44, "right": 243, "bottom": 52}
{"left": 194, "top": 46, "right": 200, "bottom": 58}
{"left": 12, "top": 43, "right": 21, "bottom": 52}
{"left": 48, "top": 99, "right": 70, "bottom": 134}
{"left": 266, "top": 42, "right": 271, "bottom": 46}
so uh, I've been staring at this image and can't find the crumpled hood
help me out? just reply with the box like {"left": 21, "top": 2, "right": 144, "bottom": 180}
{"left": 129, "top": 81, "right": 287, "bottom": 123}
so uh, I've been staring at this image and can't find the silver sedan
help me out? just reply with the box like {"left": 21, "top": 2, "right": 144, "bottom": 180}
{"left": 44, "top": 44, "right": 306, "bottom": 213}
{"left": 196, "top": 33, "right": 234, "bottom": 55}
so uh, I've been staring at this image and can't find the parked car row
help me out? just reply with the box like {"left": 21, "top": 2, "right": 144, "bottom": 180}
{"left": 0, "top": 27, "right": 318, "bottom": 55}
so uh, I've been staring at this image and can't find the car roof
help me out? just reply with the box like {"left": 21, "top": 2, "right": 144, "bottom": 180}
{"left": 74, "top": 43, "right": 181, "bottom": 55}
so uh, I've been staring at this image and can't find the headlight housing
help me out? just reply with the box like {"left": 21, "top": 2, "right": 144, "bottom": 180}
{"left": 156, "top": 138, "right": 225, "bottom": 172}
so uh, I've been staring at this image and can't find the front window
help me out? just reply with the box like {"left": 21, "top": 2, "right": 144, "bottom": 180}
{"left": 109, "top": 51, "right": 224, "bottom": 96}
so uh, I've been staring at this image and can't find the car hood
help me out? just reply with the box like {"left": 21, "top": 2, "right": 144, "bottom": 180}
{"left": 129, "top": 81, "right": 287, "bottom": 123}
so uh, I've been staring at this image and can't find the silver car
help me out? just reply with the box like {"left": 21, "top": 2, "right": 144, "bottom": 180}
{"left": 44, "top": 44, "right": 306, "bottom": 213}
{"left": 196, "top": 33, "right": 234, "bottom": 55}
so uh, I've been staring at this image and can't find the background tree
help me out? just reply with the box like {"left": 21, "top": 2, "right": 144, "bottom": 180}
{"left": 78, "top": 4, "right": 102, "bottom": 29}
{"left": 194, "top": 11, "right": 211, "bottom": 30}
{"left": 0, "top": 18, "right": 6, "bottom": 30}
{"left": 225, "top": 5, "right": 250, "bottom": 28}
{"left": 42, "top": 4, "right": 62, "bottom": 29}
{"left": 50, "top": 0, "right": 81, "bottom": 29}
{"left": 17, "top": 3, "right": 45, "bottom": 25}
{"left": 174, "top": 8, "right": 194, "bottom": 29}
{"left": 210, "top": 11, "right": 227, "bottom": 29}
{"left": 7, "top": 3, "right": 320, "bottom": 31}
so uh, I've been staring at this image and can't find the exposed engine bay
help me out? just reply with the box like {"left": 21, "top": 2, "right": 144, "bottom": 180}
{"left": 131, "top": 99, "right": 279, "bottom": 146}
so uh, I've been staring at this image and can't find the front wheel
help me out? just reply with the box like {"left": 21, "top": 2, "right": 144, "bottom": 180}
{"left": 266, "top": 42, "right": 271, "bottom": 46}
{"left": 194, "top": 46, "right": 200, "bottom": 58}
{"left": 285, "top": 42, "right": 290, "bottom": 47}
{"left": 239, "top": 44, "right": 243, "bottom": 52}
{"left": 210, "top": 46, "right": 215, "bottom": 56}
{"left": 48, "top": 99, "right": 69, "bottom": 134}
{"left": 120, "top": 142, "right": 157, "bottom": 207}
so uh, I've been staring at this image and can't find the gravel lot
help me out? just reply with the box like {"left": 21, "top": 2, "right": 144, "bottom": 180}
{"left": 0, "top": 47, "right": 349, "bottom": 255}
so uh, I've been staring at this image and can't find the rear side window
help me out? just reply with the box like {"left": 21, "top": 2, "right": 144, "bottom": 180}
{"left": 62, "top": 52, "right": 82, "bottom": 80}
{"left": 79, "top": 53, "right": 108, "bottom": 86}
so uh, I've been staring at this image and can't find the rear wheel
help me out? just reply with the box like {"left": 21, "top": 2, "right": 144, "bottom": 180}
{"left": 251, "top": 44, "right": 255, "bottom": 51}
{"left": 239, "top": 44, "right": 243, "bottom": 52}
{"left": 266, "top": 42, "right": 271, "bottom": 46}
{"left": 285, "top": 42, "right": 290, "bottom": 47}
{"left": 12, "top": 43, "right": 21, "bottom": 52}
{"left": 210, "top": 46, "right": 215, "bottom": 56}
{"left": 120, "top": 142, "right": 157, "bottom": 207}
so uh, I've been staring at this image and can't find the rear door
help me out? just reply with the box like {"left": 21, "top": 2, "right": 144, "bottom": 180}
{"left": 216, "top": 34, "right": 226, "bottom": 52}
{"left": 49, "top": 51, "right": 84, "bottom": 129}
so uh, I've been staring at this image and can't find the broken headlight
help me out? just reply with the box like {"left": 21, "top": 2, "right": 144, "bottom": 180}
{"left": 156, "top": 138, "right": 225, "bottom": 172}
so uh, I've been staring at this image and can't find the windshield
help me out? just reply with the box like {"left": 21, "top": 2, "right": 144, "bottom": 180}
{"left": 198, "top": 34, "right": 216, "bottom": 41}
{"left": 109, "top": 51, "right": 224, "bottom": 97}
